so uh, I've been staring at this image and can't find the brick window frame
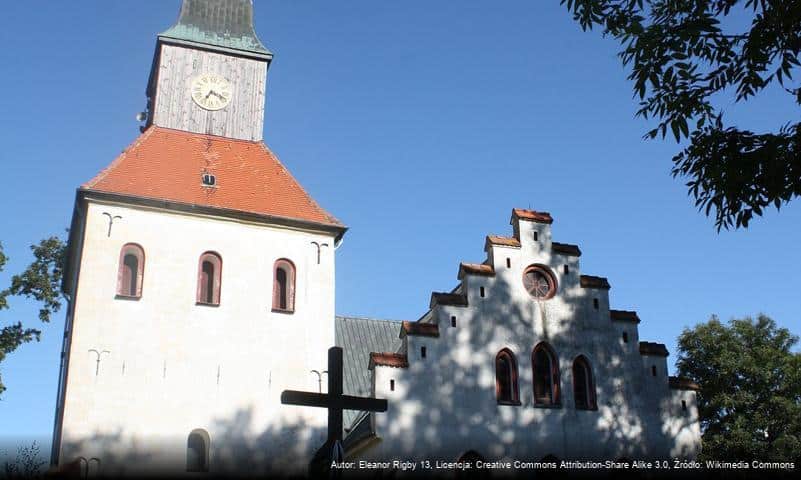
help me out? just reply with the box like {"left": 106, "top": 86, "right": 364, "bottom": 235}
{"left": 572, "top": 355, "right": 597, "bottom": 410}
{"left": 196, "top": 252, "right": 222, "bottom": 306}
{"left": 272, "top": 258, "right": 296, "bottom": 313}
{"left": 495, "top": 349, "right": 521, "bottom": 405}
{"left": 532, "top": 342, "right": 561, "bottom": 407}
{"left": 116, "top": 243, "right": 145, "bottom": 299}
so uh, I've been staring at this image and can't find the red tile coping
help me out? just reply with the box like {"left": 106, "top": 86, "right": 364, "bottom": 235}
{"left": 511, "top": 208, "right": 554, "bottom": 224}
{"left": 369, "top": 352, "right": 409, "bottom": 369}
{"left": 639, "top": 341, "right": 669, "bottom": 357}
{"left": 458, "top": 263, "right": 495, "bottom": 279}
{"left": 430, "top": 292, "right": 469, "bottom": 308}
{"left": 669, "top": 376, "right": 701, "bottom": 391}
{"left": 401, "top": 321, "right": 440, "bottom": 338}
{"left": 552, "top": 242, "right": 582, "bottom": 257}
{"left": 82, "top": 126, "right": 343, "bottom": 228}
{"left": 610, "top": 310, "right": 641, "bottom": 324}
{"left": 580, "top": 275, "right": 611, "bottom": 290}
{"left": 486, "top": 235, "right": 521, "bottom": 248}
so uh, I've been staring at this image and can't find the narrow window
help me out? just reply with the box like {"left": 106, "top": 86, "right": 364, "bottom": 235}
{"left": 495, "top": 349, "right": 520, "bottom": 404}
{"left": 651, "top": 365, "right": 657, "bottom": 377}
{"left": 593, "top": 298, "right": 599, "bottom": 310}
{"left": 421, "top": 346, "right": 427, "bottom": 359}
{"left": 532, "top": 343, "right": 560, "bottom": 406}
{"left": 480, "top": 287, "right": 485, "bottom": 298}
{"left": 272, "top": 259, "right": 296, "bottom": 313}
{"left": 506, "top": 258, "right": 511, "bottom": 268}
{"left": 451, "top": 316, "right": 457, "bottom": 327}
{"left": 572, "top": 356, "right": 597, "bottom": 410}
{"left": 187, "top": 429, "right": 209, "bottom": 472}
{"left": 533, "top": 232, "right": 539, "bottom": 241}
{"left": 116, "top": 243, "right": 145, "bottom": 298}
{"left": 563, "top": 265, "right": 569, "bottom": 275}
{"left": 390, "top": 379, "right": 395, "bottom": 391}
{"left": 196, "top": 252, "right": 222, "bottom": 305}
{"left": 201, "top": 173, "right": 216, "bottom": 187}
{"left": 622, "top": 332, "right": 629, "bottom": 343}
{"left": 681, "top": 400, "right": 687, "bottom": 411}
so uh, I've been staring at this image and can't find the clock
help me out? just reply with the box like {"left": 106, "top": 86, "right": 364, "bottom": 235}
{"left": 523, "top": 265, "right": 557, "bottom": 300}
{"left": 190, "top": 74, "right": 232, "bottom": 111}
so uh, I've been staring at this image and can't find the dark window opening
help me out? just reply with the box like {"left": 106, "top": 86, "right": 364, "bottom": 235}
{"left": 506, "top": 258, "right": 511, "bottom": 268}
{"left": 122, "top": 254, "right": 139, "bottom": 296}
{"left": 196, "top": 252, "right": 222, "bottom": 305}
{"left": 496, "top": 349, "right": 520, "bottom": 404}
{"left": 652, "top": 365, "right": 657, "bottom": 377}
{"left": 533, "top": 344, "right": 560, "bottom": 406}
{"left": 533, "top": 232, "right": 539, "bottom": 241}
{"left": 451, "top": 316, "right": 457, "bottom": 327}
{"left": 201, "top": 261, "right": 215, "bottom": 304}
{"left": 187, "top": 430, "right": 209, "bottom": 473}
{"left": 421, "top": 346, "right": 427, "bottom": 358}
{"left": 276, "top": 268, "right": 288, "bottom": 310}
{"left": 682, "top": 400, "right": 687, "bottom": 411}
{"left": 390, "top": 380, "right": 395, "bottom": 391}
{"left": 272, "top": 259, "right": 296, "bottom": 313}
{"left": 480, "top": 287, "right": 485, "bottom": 298}
{"left": 116, "top": 244, "right": 144, "bottom": 298}
{"left": 201, "top": 173, "right": 216, "bottom": 186}
{"left": 622, "top": 332, "right": 629, "bottom": 343}
{"left": 564, "top": 265, "right": 569, "bottom": 275}
{"left": 593, "top": 298, "right": 599, "bottom": 310}
{"left": 572, "top": 356, "right": 597, "bottom": 410}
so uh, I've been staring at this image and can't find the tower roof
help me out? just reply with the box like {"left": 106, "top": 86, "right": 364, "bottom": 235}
{"left": 82, "top": 127, "right": 343, "bottom": 231}
{"left": 160, "top": 0, "right": 272, "bottom": 59}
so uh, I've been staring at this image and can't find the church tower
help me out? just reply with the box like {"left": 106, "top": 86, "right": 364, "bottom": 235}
{"left": 52, "top": 1, "right": 345, "bottom": 475}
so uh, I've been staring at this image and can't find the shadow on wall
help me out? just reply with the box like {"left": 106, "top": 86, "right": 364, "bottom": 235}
{"left": 58, "top": 410, "right": 325, "bottom": 477}
{"left": 363, "top": 249, "right": 699, "bottom": 465}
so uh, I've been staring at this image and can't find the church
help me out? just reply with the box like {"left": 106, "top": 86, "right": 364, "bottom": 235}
{"left": 51, "top": 0, "right": 701, "bottom": 476}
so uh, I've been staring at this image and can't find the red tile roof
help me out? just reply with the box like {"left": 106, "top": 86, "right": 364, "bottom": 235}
{"left": 580, "top": 275, "right": 611, "bottom": 290}
{"left": 610, "top": 310, "right": 641, "bottom": 323}
{"left": 401, "top": 321, "right": 439, "bottom": 338}
{"left": 369, "top": 353, "right": 409, "bottom": 369}
{"left": 552, "top": 242, "right": 582, "bottom": 257}
{"left": 511, "top": 208, "right": 553, "bottom": 224}
{"left": 458, "top": 263, "right": 495, "bottom": 279}
{"left": 639, "top": 341, "right": 669, "bottom": 357}
{"left": 486, "top": 235, "right": 521, "bottom": 248}
{"left": 669, "top": 376, "right": 701, "bottom": 391}
{"left": 82, "top": 127, "right": 343, "bottom": 228}
{"left": 430, "top": 292, "right": 469, "bottom": 308}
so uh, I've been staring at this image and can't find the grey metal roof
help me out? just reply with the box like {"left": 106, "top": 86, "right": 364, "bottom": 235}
{"left": 335, "top": 316, "right": 404, "bottom": 429}
{"left": 160, "top": 0, "right": 272, "bottom": 58}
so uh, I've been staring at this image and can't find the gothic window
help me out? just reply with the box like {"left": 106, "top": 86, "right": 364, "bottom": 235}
{"left": 187, "top": 429, "right": 210, "bottom": 472}
{"left": 523, "top": 265, "right": 558, "bottom": 300}
{"left": 197, "top": 252, "right": 222, "bottom": 305}
{"left": 495, "top": 349, "right": 520, "bottom": 404}
{"left": 572, "top": 356, "right": 597, "bottom": 410}
{"left": 272, "top": 259, "right": 296, "bottom": 313}
{"left": 532, "top": 343, "right": 560, "bottom": 406}
{"left": 116, "top": 243, "right": 144, "bottom": 298}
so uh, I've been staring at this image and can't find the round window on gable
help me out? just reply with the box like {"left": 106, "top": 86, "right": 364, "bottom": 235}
{"left": 522, "top": 265, "right": 558, "bottom": 300}
{"left": 201, "top": 173, "right": 216, "bottom": 187}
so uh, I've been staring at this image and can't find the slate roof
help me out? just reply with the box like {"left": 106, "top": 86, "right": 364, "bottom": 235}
{"left": 83, "top": 127, "right": 343, "bottom": 230}
{"left": 335, "top": 316, "right": 404, "bottom": 429}
{"left": 160, "top": 0, "right": 272, "bottom": 58}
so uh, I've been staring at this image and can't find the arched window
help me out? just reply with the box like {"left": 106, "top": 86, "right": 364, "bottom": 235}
{"left": 495, "top": 349, "right": 520, "bottom": 404}
{"left": 116, "top": 243, "right": 144, "bottom": 298}
{"left": 187, "top": 429, "right": 210, "bottom": 472}
{"left": 197, "top": 252, "right": 222, "bottom": 305}
{"left": 532, "top": 343, "right": 561, "bottom": 406}
{"left": 572, "top": 355, "right": 597, "bottom": 410}
{"left": 272, "top": 259, "right": 296, "bottom": 313}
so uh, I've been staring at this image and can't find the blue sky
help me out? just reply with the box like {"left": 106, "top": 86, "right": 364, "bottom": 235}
{"left": 1, "top": 0, "right": 799, "bottom": 458}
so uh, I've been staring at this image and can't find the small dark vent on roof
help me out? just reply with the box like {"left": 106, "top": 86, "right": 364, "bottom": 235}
{"left": 202, "top": 173, "right": 216, "bottom": 187}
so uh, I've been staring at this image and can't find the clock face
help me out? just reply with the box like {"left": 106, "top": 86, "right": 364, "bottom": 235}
{"left": 190, "top": 74, "right": 232, "bottom": 111}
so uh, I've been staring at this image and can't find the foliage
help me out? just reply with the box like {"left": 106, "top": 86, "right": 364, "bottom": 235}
{"left": 561, "top": 0, "right": 801, "bottom": 230}
{"left": 0, "top": 237, "right": 67, "bottom": 397}
{"left": 2, "top": 441, "right": 46, "bottom": 479}
{"left": 676, "top": 314, "right": 801, "bottom": 461}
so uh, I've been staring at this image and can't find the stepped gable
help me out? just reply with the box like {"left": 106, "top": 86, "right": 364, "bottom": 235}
{"left": 580, "top": 275, "right": 611, "bottom": 290}
{"left": 82, "top": 127, "right": 344, "bottom": 230}
{"left": 369, "top": 353, "right": 409, "bottom": 369}
{"left": 669, "top": 376, "right": 701, "bottom": 391}
{"left": 401, "top": 321, "right": 439, "bottom": 338}
{"left": 610, "top": 310, "right": 641, "bottom": 323}
{"left": 640, "top": 341, "right": 669, "bottom": 357}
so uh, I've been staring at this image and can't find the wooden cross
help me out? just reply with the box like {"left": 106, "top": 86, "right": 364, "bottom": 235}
{"left": 281, "top": 347, "right": 388, "bottom": 444}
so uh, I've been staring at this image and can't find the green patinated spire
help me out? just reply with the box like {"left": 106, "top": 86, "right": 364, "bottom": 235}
{"left": 160, "top": 0, "right": 272, "bottom": 59}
